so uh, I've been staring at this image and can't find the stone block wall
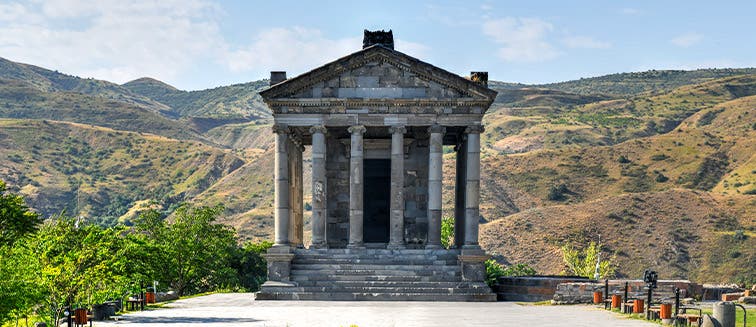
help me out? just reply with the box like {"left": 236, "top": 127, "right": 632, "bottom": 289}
{"left": 324, "top": 129, "right": 430, "bottom": 248}
{"left": 552, "top": 280, "right": 699, "bottom": 304}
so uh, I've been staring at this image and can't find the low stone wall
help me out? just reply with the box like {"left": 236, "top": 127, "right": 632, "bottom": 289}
{"left": 552, "top": 280, "right": 699, "bottom": 304}
{"left": 494, "top": 276, "right": 589, "bottom": 302}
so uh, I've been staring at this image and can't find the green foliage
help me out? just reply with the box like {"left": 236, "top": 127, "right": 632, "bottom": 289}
{"left": 231, "top": 241, "right": 273, "bottom": 292}
{"left": 484, "top": 260, "right": 538, "bottom": 287}
{"left": 617, "top": 155, "right": 631, "bottom": 164}
{"left": 485, "top": 259, "right": 506, "bottom": 287}
{"left": 0, "top": 180, "right": 42, "bottom": 246}
{"left": 132, "top": 205, "right": 239, "bottom": 296}
{"left": 561, "top": 241, "right": 616, "bottom": 279}
{"left": 440, "top": 216, "right": 455, "bottom": 249}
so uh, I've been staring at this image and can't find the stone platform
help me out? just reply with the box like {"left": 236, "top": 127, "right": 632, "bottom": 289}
{"left": 255, "top": 248, "right": 496, "bottom": 302}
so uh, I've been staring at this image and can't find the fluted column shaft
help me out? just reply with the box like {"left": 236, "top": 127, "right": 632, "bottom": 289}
{"left": 288, "top": 138, "right": 304, "bottom": 248}
{"left": 388, "top": 125, "right": 406, "bottom": 249}
{"left": 310, "top": 125, "right": 328, "bottom": 248}
{"left": 272, "top": 124, "right": 291, "bottom": 247}
{"left": 426, "top": 124, "right": 445, "bottom": 249}
{"left": 347, "top": 125, "right": 366, "bottom": 249}
{"left": 464, "top": 125, "right": 483, "bottom": 249}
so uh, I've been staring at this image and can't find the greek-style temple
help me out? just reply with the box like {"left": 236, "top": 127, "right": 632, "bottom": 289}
{"left": 255, "top": 30, "right": 498, "bottom": 301}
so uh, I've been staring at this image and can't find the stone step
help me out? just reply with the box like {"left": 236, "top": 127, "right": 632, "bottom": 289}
{"left": 294, "top": 249, "right": 460, "bottom": 256}
{"left": 255, "top": 292, "right": 497, "bottom": 302}
{"left": 294, "top": 254, "right": 460, "bottom": 261}
{"left": 292, "top": 258, "right": 458, "bottom": 265}
{"left": 290, "top": 274, "right": 462, "bottom": 282}
{"left": 290, "top": 264, "right": 461, "bottom": 271}
{"left": 294, "top": 280, "right": 470, "bottom": 288}
{"left": 296, "top": 286, "right": 488, "bottom": 294}
{"left": 290, "top": 269, "right": 460, "bottom": 277}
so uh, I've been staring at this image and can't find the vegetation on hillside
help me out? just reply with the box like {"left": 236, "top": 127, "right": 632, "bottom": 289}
{"left": 0, "top": 191, "right": 271, "bottom": 326}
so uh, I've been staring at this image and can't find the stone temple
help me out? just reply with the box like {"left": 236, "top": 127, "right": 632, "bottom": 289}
{"left": 255, "top": 30, "right": 498, "bottom": 301}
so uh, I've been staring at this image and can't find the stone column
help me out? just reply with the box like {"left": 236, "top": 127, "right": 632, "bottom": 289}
{"left": 426, "top": 124, "right": 445, "bottom": 249}
{"left": 288, "top": 137, "right": 304, "bottom": 248}
{"left": 464, "top": 125, "right": 483, "bottom": 249}
{"left": 309, "top": 125, "right": 328, "bottom": 248}
{"left": 347, "top": 125, "right": 366, "bottom": 249}
{"left": 272, "top": 124, "right": 291, "bottom": 248}
{"left": 388, "top": 125, "right": 406, "bottom": 249}
{"left": 454, "top": 139, "right": 467, "bottom": 248}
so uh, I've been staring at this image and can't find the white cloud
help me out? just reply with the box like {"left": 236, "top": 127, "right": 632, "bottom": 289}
{"left": 223, "top": 27, "right": 430, "bottom": 77}
{"left": 0, "top": 0, "right": 223, "bottom": 86}
{"left": 482, "top": 17, "right": 560, "bottom": 62}
{"left": 671, "top": 33, "right": 703, "bottom": 47}
{"left": 562, "top": 36, "right": 611, "bottom": 49}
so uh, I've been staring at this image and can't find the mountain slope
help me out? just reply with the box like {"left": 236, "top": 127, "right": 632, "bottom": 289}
{"left": 0, "top": 119, "right": 245, "bottom": 224}
{"left": 0, "top": 78, "right": 202, "bottom": 141}
{"left": 539, "top": 68, "right": 756, "bottom": 96}
{"left": 0, "top": 57, "right": 172, "bottom": 116}
{"left": 123, "top": 78, "right": 271, "bottom": 119}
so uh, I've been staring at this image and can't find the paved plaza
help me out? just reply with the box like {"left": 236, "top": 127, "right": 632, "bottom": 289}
{"left": 98, "top": 293, "right": 656, "bottom": 327}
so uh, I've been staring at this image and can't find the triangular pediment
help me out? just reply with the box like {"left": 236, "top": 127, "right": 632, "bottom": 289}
{"left": 259, "top": 45, "right": 497, "bottom": 105}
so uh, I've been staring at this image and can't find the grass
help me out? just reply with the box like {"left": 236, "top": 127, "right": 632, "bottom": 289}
{"left": 701, "top": 306, "right": 756, "bottom": 327}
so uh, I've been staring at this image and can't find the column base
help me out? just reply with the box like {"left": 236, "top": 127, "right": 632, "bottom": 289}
{"left": 425, "top": 244, "right": 443, "bottom": 250}
{"left": 462, "top": 244, "right": 482, "bottom": 250}
{"left": 347, "top": 243, "right": 365, "bottom": 250}
{"left": 310, "top": 242, "right": 328, "bottom": 249}
{"left": 458, "top": 248, "right": 489, "bottom": 282}
{"left": 263, "top": 249, "right": 295, "bottom": 282}
{"left": 387, "top": 243, "right": 406, "bottom": 250}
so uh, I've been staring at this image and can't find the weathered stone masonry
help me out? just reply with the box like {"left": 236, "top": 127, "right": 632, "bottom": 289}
{"left": 256, "top": 30, "right": 498, "bottom": 301}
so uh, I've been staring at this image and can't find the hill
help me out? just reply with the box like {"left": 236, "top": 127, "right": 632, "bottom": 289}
{"left": 0, "top": 119, "right": 245, "bottom": 224}
{"left": 0, "top": 57, "right": 173, "bottom": 116}
{"left": 538, "top": 68, "right": 756, "bottom": 96}
{"left": 122, "top": 78, "right": 271, "bottom": 119}
{"left": 0, "top": 78, "right": 202, "bottom": 141}
{"left": 0, "top": 62, "right": 754, "bottom": 283}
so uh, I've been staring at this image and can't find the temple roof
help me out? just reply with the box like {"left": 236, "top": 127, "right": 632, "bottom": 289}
{"left": 259, "top": 45, "right": 497, "bottom": 112}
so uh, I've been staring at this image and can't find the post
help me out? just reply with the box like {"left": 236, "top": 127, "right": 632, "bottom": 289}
{"left": 605, "top": 279, "right": 610, "bottom": 310}
{"left": 426, "top": 124, "right": 445, "bottom": 249}
{"left": 674, "top": 288, "right": 680, "bottom": 317}
{"left": 272, "top": 124, "right": 291, "bottom": 247}
{"left": 347, "top": 125, "right": 366, "bottom": 249}
{"left": 463, "top": 125, "right": 483, "bottom": 249}
{"left": 388, "top": 125, "right": 406, "bottom": 249}
{"left": 310, "top": 125, "right": 328, "bottom": 248}
{"left": 646, "top": 285, "right": 653, "bottom": 320}
{"left": 625, "top": 282, "right": 629, "bottom": 309}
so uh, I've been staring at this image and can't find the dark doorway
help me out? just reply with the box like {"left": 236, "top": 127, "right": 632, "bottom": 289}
{"left": 363, "top": 159, "right": 391, "bottom": 243}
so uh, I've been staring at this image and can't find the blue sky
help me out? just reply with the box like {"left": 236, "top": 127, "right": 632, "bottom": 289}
{"left": 0, "top": 0, "right": 754, "bottom": 90}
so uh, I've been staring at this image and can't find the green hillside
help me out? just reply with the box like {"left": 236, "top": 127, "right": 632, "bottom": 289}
{"left": 0, "top": 79, "right": 202, "bottom": 141}
{"left": 539, "top": 68, "right": 756, "bottom": 96}
{"left": 123, "top": 78, "right": 271, "bottom": 119}
{"left": 0, "top": 119, "right": 245, "bottom": 225}
{"left": 0, "top": 57, "right": 172, "bottom": 116}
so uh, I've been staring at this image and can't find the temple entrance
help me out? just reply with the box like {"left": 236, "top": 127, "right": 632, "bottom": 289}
{"left": 363, "top": 159, "right": 391, "bottom": 243}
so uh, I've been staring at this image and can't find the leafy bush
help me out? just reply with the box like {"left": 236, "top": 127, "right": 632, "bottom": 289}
{"left": 547, "top": 184, "right": 569, "bottom": 201}
{"left": 440, "top": 216, "right": 455, "bottom": 249}
{"left": 485, "top": 260, "right": 538, "bottom": 287}
{"left": 561, "top": 241, "right": 616, "bottom": 279}
{"left": 617, "top": 155, "right": 631, "bottom": 164}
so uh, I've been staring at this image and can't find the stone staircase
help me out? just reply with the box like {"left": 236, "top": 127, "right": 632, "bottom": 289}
{"left": 255, "top": 248, "right": 496, "bottom": 301}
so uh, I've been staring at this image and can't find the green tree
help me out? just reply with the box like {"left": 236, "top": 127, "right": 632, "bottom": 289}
{"left": 440, "top": 216, "right": 455, "bottom": 249}
{"left": 561, "top": 241, "right": 616, "bottom": 279}
{"left": 231, "top": 241, "right": 273, "bottom": 292}
{"left": 0, "top": 180, "right": 43, "bottom": 247}
{"left": 0, "top": 243, "right": 44, "bottom": 325}
{"left": 134, "top": 205, "right": 238, "bottom": 296}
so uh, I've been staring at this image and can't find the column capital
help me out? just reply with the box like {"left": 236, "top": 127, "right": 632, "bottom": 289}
{"left": 389, "top": 125, "right": 406, "bottom": 134}
{"left": 272, "top": 123, "right": 291, "bottom": 134}
{"left": 291, "top": 136, "right": 305, "bottom": 152}
{"left": 309, "top": 125, "right": 327, "bottom": 134}
{"left": 348, "top": 125, "right": 366, "bottom": 135}
{"left": 428, "top": 124, "right": 446, "bottom": 134}
{"left": 465, "top": 125, "right": 485, "bottom": 134}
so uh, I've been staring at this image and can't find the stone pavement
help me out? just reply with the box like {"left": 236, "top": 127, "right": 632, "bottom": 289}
{"left": 97, "top": 293, "right": 657, "bottom": 327}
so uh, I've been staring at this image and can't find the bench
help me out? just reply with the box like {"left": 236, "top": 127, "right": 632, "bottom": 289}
{"left": 127, "top": 298, "right": 145, "bottom": 311}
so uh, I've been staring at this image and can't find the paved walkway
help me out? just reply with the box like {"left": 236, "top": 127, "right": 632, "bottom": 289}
{"left": 98, "top": 293, "right": 656, "bottom": 327}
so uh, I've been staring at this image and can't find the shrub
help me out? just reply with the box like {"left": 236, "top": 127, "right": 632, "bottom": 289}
{"left": 617, "top": 155, "right": 631, "bottom": 164}
{"left": 440, "top": 216, "right": 455, "bottom": 249}
{"left": 561, "top": 242, "right": 616, "bottom": 279}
